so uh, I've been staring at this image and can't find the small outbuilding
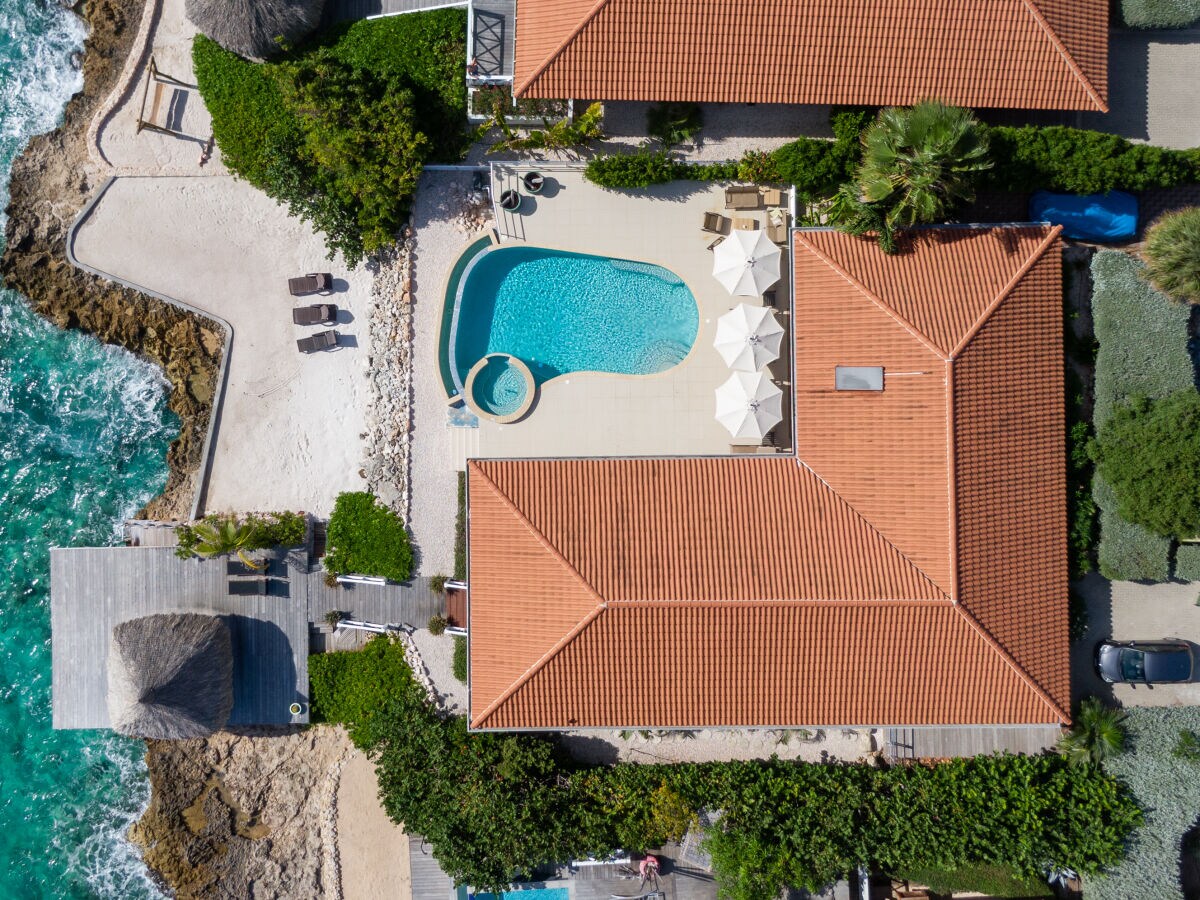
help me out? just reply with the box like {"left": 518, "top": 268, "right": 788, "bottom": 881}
{"left": 185, "top": 0, "right": 327, "bottom": 61}
{"left": 107, "top": 613, "right": 234, "bottom": 740}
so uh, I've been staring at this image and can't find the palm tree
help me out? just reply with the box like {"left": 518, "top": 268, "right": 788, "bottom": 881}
{"left": 189, "top": 519, "right": 264, "bottom": 569}
{"left": 843, "top": 101, "right": 991, "bottom": 245}
{"left": 1058, "top": 697, "right": 1127, "bottom": 767}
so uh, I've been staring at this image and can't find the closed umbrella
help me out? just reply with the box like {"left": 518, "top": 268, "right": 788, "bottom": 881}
{"left": 714, "top": 371, "right": 783, "bottom": 439}
{"left": 712, "top": 229, "right": 782, "bottom": 296}
{"left": 713, "top": 303, "right": 785, "bottom": 371}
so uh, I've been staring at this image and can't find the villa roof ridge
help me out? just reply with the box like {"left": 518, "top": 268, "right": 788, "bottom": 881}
{"left": 1022, "top": 0, "right": 1109, "bottom": 113}
{"left": 952, "top": 603, "right": 1070, "bottom": 723}
{"left": 511, "top": 0, "right": 615, "bottom": 97}
{"left": 605, "top": 596, "right": 954, "bottom": 607}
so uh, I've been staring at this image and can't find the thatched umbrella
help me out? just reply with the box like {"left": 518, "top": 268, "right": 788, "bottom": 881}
{"left": 107, "top": 613, "right": 234, "bottom": 740}
{"left": 186, "top": 0, "right": 327, "bottom": 61}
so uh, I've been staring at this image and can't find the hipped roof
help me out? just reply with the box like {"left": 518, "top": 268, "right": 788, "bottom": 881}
{"left": 468, "top": 225, "right": 1069, "bottom": 731}
{"left": 513, "top": 0, "right": 1108, "bottom": 112}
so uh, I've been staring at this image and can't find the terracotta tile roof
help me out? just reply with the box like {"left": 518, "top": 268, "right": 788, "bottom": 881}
{"left": 467, "top": 225, "right": 1069, "bottom": 730}
{"left": 512, "top": 0, "right": 1108, "bottom": 112}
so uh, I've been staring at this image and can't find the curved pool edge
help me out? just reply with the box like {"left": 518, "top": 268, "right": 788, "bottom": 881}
{"left": 438, "top": 232, "right": 495, "bottom": 399}
{"left": 464, "top": 353, "right": 537, "bottom": 424}
{"left": 443, "top": 242, "right": 703, "bottom": 400}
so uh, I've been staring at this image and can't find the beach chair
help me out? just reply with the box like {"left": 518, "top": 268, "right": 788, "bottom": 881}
{"left": 287, "top": 272, "right": 333, "bottom": 296}
{"left": 292, "top": 304, "right": 338, "bottom": 326}
{"left": 297, "top": 330, "right": 339, "bottom": 353}
{"left": 702, "top": 211, "right": 729, "bottom": 234}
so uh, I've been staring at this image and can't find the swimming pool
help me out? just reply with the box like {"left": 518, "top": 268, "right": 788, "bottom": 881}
{"left": 469, "top": 889, "right": 569, "bottom": 900}
{"left": 450, "top": 246, "right": 698, "bottom": 392}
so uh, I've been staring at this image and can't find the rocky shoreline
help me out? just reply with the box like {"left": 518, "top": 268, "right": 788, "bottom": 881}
{"left": 1, "top": 0, "right": 220, "bottom": 521}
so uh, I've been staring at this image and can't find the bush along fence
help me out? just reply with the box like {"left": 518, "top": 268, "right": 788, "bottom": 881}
{"left": 310, "top": 637, "right": 1142, "bottom": 897}
{"left": 1089, "top": 251, "right": 1196, "bottom": 582}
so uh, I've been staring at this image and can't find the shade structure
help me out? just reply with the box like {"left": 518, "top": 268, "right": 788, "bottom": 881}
{"left": 713, "top": 303, "right": 785, "bottom": 371}
{"left": 712, "top": 229, "right": 782, "bottom": 296}
{"left": 107, "top": 613, "right": 233, "bottom": 740}
{"left": 714, "top": 371, "right": 783, "bottom": 439}
{"left": 185, "top": 0, "right": 326, "bottom": 61}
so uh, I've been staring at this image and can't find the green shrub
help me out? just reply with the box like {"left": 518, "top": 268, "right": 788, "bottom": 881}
{"left": 1175, "top": 543, "right": 1200, "bottom": 581}
{"left": 1091, "top": 708, "right": 1200, "bottom": 900}
{"left": 1173, "top": 729, "right": 1200, "bottom": 762}
{"left": 430, "top": 573, "right": 449, "bottom": 594}
{"left": 985, "top": 125, "right": 1199, "bottom": 194}
{"left": 323, "top": 608, "right": 347, "bottom": 628}
{"left": 174, "top": 511, "right": 305, "bottom": 558}
{"left": 454, "top": 471, "right": 466, "bottom": 580}
{"left": 1090, "top": 251, "right": 1192, "bottom": 430}
{"left": 1120, "top": 0, "right": 1200, "bottom": 28}
{"left": 308, "top": 635, "right": 422, "bottom": 745}
{"left": 324, "top": 491, "right": 414, "bottom": 582}
{"left": 194, "top": 10, "right": 468, "bottom": 265}
{"left": 452, "top": 635, "right": 466, "bottom": 682}
{"left": 1095, "top": 475, "right": 1173, "bottom": 581}
{"left": 427, "top": 614, "right": 447, "bottom": 636}
{"left": 1143, "top": 208, "right": 1200, "bottom": 303}
{"left": 1068, "top": 419, "right": 1098, "bottom": 578}
{"left": 1069, "top": 587, "right": 1090, "bottom": 642}
{"left": 585, "top": 148, "right": 680, "bottom": 188}
{"left": 646, "top": 102, "right": 703, "bottom": 146}
{"left": 898, "top": 865, "right": 1050, "bottom": 898}
{"left": 1094, "top": 392, "right": 1200, "bottom": 538}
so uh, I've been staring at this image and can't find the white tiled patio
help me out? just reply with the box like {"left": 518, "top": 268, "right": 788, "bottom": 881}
{"left": 467, "top": 164, "right": 793, "bottom": 460}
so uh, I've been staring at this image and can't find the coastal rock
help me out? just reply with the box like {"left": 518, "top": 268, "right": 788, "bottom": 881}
{"left": 0, "top": 0, "right": 220, "bottom": 521}
{"left": 129, "top": 726, "right": 354, "bottom": 899}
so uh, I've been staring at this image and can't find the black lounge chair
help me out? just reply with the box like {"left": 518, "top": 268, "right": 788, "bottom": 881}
{"left": 297, "top": 329, "right": 339, "bottom": 353}
{"left": 288, "top": 272, "right": 333, "bottom": 296}
{"left": 293, "top": 303, "right": 338, "bottom": 325}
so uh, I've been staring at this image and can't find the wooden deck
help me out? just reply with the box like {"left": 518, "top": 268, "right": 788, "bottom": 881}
{"left": 301, "top": 569, "right": 442, "bottom": 630}
{"left": 323, "top": 0, "right": 467, "bottom": 25}
{"left": 885, "top": 726, "right": 1063, "bottom": 761}
{"left": 51, "top": 546, "right": 310, "bottom": 729}
{"left": 409, "top": 835, "right": 455, "bottom": 899}
{"left": 471, "top": 0, "right": 515, "bottom": 78}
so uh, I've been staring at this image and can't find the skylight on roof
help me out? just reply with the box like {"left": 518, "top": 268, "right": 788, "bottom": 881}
{"left": 835, "top": 366, "right": 884, "bottom": 391}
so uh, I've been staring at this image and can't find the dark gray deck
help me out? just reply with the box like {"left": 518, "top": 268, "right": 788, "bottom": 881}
{"left": 300, "top": 569, "right": 442, "bottom": 629}
{"left": 471, "top": 0, "right": 515, "bottom": 78}
{"left": 409, "top": 835, "right": 456, "bottom": 899}
{"left": 51, "top": 546, "right": 310, "bottom": 729}
{"left": 885, "top": 725, "right": 1063, "bottom": 761}
{"left": 323, "top": 0, "right": 467, "bottom": 26}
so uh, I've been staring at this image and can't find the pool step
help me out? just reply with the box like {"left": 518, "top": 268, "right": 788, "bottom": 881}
{"left": 450, "top": 421, "right": 481, "bottom": 467}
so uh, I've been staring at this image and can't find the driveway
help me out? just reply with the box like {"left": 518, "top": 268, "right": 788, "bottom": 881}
{"left": 1072, "top": 572, "right": 1200, "bottom": 707}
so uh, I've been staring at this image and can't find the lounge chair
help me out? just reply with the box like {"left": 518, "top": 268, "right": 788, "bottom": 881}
{"left": 762, "top": 187, "right": 784, "bottom": 207}
{"left": 766, "top": 207, "right": 789, "bottom": 244}
{"left": 288, "top": 272, "right": 333, "bottom": 296}
{"left": 297, "top": 329, "right": 339, "bottom": 353}
{"left": 292, "top": 303, "right": 338, "bottom": 326}
{"left": 725, "top": 185, "right": 761, "bottom": 210}
{"left": 702, "top": 211, "right": 729, "bottom": 234}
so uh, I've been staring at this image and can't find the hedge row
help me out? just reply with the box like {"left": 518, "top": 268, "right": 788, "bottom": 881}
{"left": 1095, "top": 475, "right": 1173, "bottom": 582}
{"left": 1174, "top": 542, "right": 1200, "bottom": 581}
{"left": 1120, "top": 0, "right": 1200, "bottom": 28}
{"left": 312, "top": 638, "right": 1141, "bottom": 896}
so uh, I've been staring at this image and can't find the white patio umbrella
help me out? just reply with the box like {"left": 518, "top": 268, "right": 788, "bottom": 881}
{"left": 714, "top": 371, "right": 783, "bottom": 440}
{"left": 713, "top": 303, "right": 785, "bottom": 371}
{"left": 712, "top": 229, "right": 781, "bottom": 296}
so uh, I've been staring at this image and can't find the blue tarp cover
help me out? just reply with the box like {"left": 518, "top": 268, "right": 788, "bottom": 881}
{"left": 1030, "top": 190, "right": 1138, "bottom": 242}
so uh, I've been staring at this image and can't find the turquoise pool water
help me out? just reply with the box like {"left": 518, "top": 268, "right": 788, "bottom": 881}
{"left": 453, "top": 247, "right": 698, "bottom": 387}
{"left": 471, "top": 355, "right": 528, "bottom": 416}
{"left": 470, "top": 888, "right": 570, "bottom": 900}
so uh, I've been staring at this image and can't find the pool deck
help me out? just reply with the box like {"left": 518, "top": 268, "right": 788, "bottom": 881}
{"left": 474, "top": 165, "right": 793, "bottom": 460}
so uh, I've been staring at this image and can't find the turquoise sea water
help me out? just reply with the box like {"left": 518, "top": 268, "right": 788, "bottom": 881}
{"left": 454, "top": 247, "right": 698, "bottom": 385}
{"left": 1, "top": 2, "right": 177, "bottom": 896}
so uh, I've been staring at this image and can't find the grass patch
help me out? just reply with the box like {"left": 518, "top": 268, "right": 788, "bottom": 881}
{"left": 324, "top": 491, "right": 414, "bottom": 582}
{"left": 899, "top": 864, "right": 1050, "bottom": 897}
{"left": 1120, "top": 0, "right": 1200, "bottom": 27}
{"left": 452, "top": 635, "right": 466, "bottom": 682}
{"left": 1175, "top": 542, "right": 1200, "bottom": 581}
{"left": 1092, "top": 708, "right": 1200, "bottom": 900}
{"left": 194, "top": 10, "right": 468, "bottom": 265}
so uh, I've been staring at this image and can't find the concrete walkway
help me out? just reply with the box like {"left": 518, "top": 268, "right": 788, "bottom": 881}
{"left": 71, "top": 176, "right": 373, "bottom": 516}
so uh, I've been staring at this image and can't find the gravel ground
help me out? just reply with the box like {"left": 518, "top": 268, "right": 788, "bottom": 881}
{"left": 406, "top": 171, "right": 491, "bottom": 575}
{"left": 409, "top": 627, "right": 468, "bottom": 714}
{"left": 560, "top": 727, "right": 875, "bottom": 765}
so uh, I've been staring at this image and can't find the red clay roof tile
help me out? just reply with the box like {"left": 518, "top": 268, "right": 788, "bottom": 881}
{"left": 513, "top": 0, "right": 1108, "bottom": 112}
{"left": 467, "top": 225, "right": 1070, "bottom": 730}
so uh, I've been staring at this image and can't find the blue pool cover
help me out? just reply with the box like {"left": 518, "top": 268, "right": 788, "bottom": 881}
{"left": 1030, "top": 190, "right": 1138, "bottom": 242}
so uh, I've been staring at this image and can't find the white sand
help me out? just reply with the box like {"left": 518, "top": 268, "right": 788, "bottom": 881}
{"left": 336, "top": 750, "right": 412, "bottom": 900}
{"left": 72, "top": 175, "right": 373, "bottom": 516}
{"left": 561, "top": 727, "right": 876, "bottom": 765}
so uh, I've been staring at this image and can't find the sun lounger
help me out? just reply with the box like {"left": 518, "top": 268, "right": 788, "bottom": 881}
{"left": 725, "top": 185, "right": 761, "bottom": 209}
{"left": 297, "top": 329, "right": 339, "bottom": 353}
{"left": 762, "top": 187, "right": 784, "bottom": 206}
{"left": 288, "top": 272, "right": 333, "bottom": 296}
{"left": 767, "top": 207, "right": 789, "bottom": 244}
{"left": 702, "top": 211, "right": 729, "bottom": 234}
{"left": 292, "top": 304, "right": 338, "bottom": 326}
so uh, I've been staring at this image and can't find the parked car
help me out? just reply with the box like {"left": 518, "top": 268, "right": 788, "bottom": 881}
{"left": 1095, "top": 639, "right": 1193, "bottom": 684}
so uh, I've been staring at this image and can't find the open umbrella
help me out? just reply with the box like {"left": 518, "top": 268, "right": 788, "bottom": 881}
{"left": 713, "top": 303, "right": 785, "bottom": 371}
{"left": 712, "top": 229, "right": 782, "bottom": 296}
{"left": 714, "top": 371, "right": 783, "bottom": 439}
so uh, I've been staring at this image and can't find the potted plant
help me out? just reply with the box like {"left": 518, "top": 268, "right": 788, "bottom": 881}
{"left": 289, "top": 702, "right": 304, "bottom": 716}
{"left": 499, "top": 189, "right": 521, "bottom": 211}
{"left": 523, "top": 171, "right": 545, "bottom": 194}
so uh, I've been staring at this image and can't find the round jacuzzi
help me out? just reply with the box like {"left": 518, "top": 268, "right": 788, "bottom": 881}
{"left": 464, "top": 353, "right": 536, "bottom": 423}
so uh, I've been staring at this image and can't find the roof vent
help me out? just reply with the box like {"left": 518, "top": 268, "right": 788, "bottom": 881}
{"left": 835, "top": 366, "right": 884, "bottom": 391}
